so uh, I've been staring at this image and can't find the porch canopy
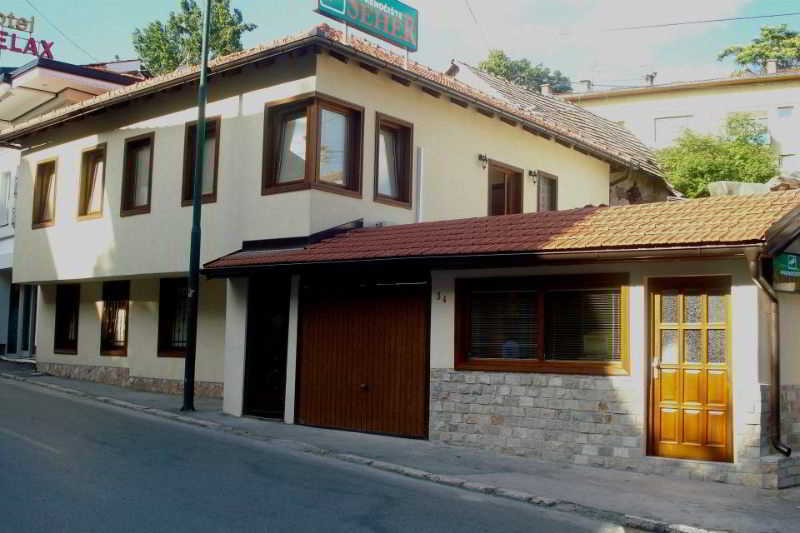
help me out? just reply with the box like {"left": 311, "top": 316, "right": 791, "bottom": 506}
{"left": 203, "top": 191, "right": 800, "bottom": 277}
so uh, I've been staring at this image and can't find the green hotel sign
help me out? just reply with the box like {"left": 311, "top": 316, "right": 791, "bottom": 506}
{"left": 317, "top": 0, "right": 419, "bottom": 52}
{"left": 774, "top": 252, "right": 800, "bottom": 293}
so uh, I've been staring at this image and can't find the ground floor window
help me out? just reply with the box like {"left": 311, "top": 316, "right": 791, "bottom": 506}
{"left": 54, "top": 284, "right": 80, "bottom": 354}
{"left": 101, "top": 281, "right": 130, "bottom": 356}
{"left": 158, "top": 278, "right": 190, "bottom": 357}
{"left": 455, "top": 274, "right": 629, "bottom": 375}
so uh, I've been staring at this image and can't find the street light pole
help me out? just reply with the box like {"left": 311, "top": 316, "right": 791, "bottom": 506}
{"left": 182, "top": 0, "right": 212, "bottom": 412}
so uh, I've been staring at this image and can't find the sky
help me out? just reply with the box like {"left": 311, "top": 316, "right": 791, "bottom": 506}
{"left": 1, "top": 0, "right": 799, "bottom": 87}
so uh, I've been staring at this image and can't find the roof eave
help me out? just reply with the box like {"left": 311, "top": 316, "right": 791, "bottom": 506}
{"left": 203, "top": 243, "right": 760, "bottom": 278}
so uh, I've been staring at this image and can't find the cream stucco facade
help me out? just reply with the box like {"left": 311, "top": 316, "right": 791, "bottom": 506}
{"left": 568, "top": 76, "right": 800, "bottom": 174}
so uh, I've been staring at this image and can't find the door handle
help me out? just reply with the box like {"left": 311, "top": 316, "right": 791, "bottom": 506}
{"left": 359, "top": 383, "right": 369, "bottom": 391}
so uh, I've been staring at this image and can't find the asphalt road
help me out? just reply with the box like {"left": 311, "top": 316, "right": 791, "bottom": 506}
{"left": 0, "top": 377, "right": 628, "bottom": 533}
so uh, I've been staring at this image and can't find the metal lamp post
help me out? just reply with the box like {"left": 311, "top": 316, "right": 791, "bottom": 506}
{"left": 182, "top": 0, "right": 212, "bottom": 411}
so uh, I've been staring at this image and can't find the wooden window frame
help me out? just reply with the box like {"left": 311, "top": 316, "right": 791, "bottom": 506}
{"left": 262, "top": 92, "right": 363, "bottom": 198}
{"left": 100, "top": 280, "right": 130, "bottom": 357}
{"left": 537, "top": 170, "right": 558, "bottom": 212}
{"left": 487, "top": 160, "right": 523, "bottom": 216}
{"left": 32, "top": 157, "right": 57, "bottom": 229}
{"left": 373, "top": 112, "right": 413, "bottom": 209}
{"left": 120, "top": 132, "right": 155, "bottom": 217}
{"left": 181, "top": 116, "right": 221, "bottom": 206}
{"left": 455, "top": 274, "right": 630, "bottom": 375}
{"left": 157, "top": 277, "right": 189, "bottom": 358}
{"left": 77, "top": 143, "right": 106, "bottom": 220}
{"left": 54, "top": 284, "right": 80, "bottom": 355}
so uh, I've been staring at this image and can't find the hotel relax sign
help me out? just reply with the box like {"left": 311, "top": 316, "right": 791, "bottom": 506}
{"left": 317, "top": 0, "right": 419, "bottom": 52}
{"left": 0, "top": 12, "right": 55, "bottom": 59}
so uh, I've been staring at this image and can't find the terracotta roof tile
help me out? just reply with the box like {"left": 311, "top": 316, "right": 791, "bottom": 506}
{"left": 205, "top": 191, "right": 800, "bottom": 270}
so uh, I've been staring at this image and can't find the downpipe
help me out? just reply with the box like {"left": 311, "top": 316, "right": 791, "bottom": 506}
{"left": 746, "top": 249, "right": 792, "bottom": 457}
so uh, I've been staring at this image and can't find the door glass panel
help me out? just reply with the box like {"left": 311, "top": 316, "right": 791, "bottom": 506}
{"left": 661, "top": 330, "right": 678, "bottom": 363}
{"left": 708, "top": 330, "right": 726, "bottom": 363}
{"left": 684, "top": 294, "right": 703, "bottom": 324}
{"left": 684, "top": 330, "right": 702, "bottom": 363}
{"left": 708, "top": 293, "right": 725, "bottom": 323}
{"left": 661, "top": 291, "right": 678, "bottom": 323}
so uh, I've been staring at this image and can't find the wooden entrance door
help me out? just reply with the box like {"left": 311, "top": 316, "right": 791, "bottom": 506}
{"left": 243, "top": 277, "right": 290, "bottom": 419}
{"left": 296, "top": 280, "right": 429, "bottom": 438}
{"left": 649, "top": 277, "right": 732, "bottom": 462}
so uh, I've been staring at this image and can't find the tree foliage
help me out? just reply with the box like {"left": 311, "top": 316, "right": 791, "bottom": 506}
{"left": 133, "top": 0, "right": 256, "bottom": 76}
{"left": 479, "top": 50, "right": 571, "bottom": 94}
{"left": 717, "top": 24, "right": 800, "bottom": 72}
{"left": 656, "top": 115, "right": 779, "bottom": 198}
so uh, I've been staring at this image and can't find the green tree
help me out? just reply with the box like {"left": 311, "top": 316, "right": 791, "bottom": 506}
{"left": 133, "top": 0, "right": 257, "bottom": 76}
{"left": 479, "top": 50, "right": 571, "bottom": 94}
{"left": 718, "top": 24, "right": 800, "bottom": 72}
{"left": 657, "top": 114, "right": 779, "bottom": 198}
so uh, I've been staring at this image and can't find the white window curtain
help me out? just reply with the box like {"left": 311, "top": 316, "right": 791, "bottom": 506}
{"left": 133, "top": 145, "right": 150, "bottom": 207}
{"left": 43, "top": 167, "right": 55, "bottom": 221}
{"left": 277, "top": 115, "right": 307, "bottom": 183}
{"left": 377, "top": 128, "right": 399, "bottom": 198}
{"left": 202, "top": 135, "right": 216, "bottom": 195}
{"left": 87, "top": 157, "right": 103, "bottom": 213}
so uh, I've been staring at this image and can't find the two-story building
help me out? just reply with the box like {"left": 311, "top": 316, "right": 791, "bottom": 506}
{"left": 0, "top": 58, "right": 140, "bottom": 360}
{"left": 3, "top": 24, "right": 799, "bottom": 490}
{"left": 564, "top": 63, "right": 800, "bottom": 178}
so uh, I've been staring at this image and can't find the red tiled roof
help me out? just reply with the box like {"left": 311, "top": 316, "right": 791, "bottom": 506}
{"left": 205, "top": 191, "right": 800, "bottom": 270}
{"left": 0, "top": 24, "right": 657, "bottom": 176}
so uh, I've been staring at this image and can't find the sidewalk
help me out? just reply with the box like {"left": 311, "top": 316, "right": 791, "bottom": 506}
{"left": 2, "top": 361, "right": 799, "bottom": 533}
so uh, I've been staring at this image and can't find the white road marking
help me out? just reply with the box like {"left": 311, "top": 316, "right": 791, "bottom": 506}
{"left": 0, "top": 427, "right": 62, "bottom": 455}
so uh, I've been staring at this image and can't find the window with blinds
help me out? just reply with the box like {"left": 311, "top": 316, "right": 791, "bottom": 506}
{"left": 456, "top": 274, "right": 629, "bottom": 374}
{"left": 54, "top": 284, "right": 80, "bottom": 354}
{"left": 469, "top": 290, "right": 537, "bottom": 359}
{"left": 101, "top": 281, "right": 129, "bottom": 356}
{"left": 158, "top": 278, "right": 190, "bottom": 357}
{"left": 545, "top": 289, "right": 621, "bottom": 361}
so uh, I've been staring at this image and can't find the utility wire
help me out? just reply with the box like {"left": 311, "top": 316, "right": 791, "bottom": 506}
{"left": 23, "top": 0, "right": 99, "bottom": 62}
{"left": 464, "top": 0, "right": 491, "bottom": 53}
{"left": 604, "top": 11, "right": 800, "bottom": 32}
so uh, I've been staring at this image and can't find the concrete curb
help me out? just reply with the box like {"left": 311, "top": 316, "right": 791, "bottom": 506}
{"left": 1, "top": 372, "right": 727, "bottom": 533}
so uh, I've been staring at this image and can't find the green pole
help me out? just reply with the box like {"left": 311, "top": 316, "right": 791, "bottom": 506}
{"left": 182, "top": 0, "right": 212, "bottom": 411}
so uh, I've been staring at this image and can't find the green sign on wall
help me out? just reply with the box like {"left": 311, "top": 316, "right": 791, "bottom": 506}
{"left": 774, "top": 252, "right": 800, "bottom": 293}
{"left": 317, "top": 0, "right": 419, "bottom": 52}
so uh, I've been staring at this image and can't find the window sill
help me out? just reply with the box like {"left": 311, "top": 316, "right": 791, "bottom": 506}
{"left": 158, "top": 350, "right": 187, "bottom": 359}
{"left": 311, "top": 181, "right": 362, "bottom": 199}
{"left": 374, "top": 194, "right": 412, "bottom": 210}
{"left": 263, "top": 180, "right": 362, "bottom": 199}
{"left": 120, "top": 206, "right": 151, "bottom": 217}
{"left": 181, "top": 195, "right": 217, "bottom": 207}
{"left": 32, "top": 221, "right": 54, "bottom": 229}
{"left": 77, "top": 213, "right": 103, "bottom": 221}
{"left": 455, "top": 359, "right": 630, "bottom": 376}
{"left": 100, "top": 349, "right": 127, "bottom": 357}
{"left": 262, "top": 181, "right": 310, "bottom": 196}
{"left": 53, "top": 348, "right": 78, "bottom": 355}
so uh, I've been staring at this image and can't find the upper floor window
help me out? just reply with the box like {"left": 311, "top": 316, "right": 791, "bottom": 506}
{"left": 488, "top": 161, "right": 522, "bottom": 216}
{"left": 54, "top": 284, "right": 80, "bottom": 354}
{"left": 778, "top": 106, "right": 794, "bottom": 119}
{"left": 101, "top": 280, "right": 129, "bottom": 356}
{"left": 121, "top": 133, "right": 154, "bottom": 216}
{"left": 263, "top": 94, "right": 363, "bottom": 196}
{"left": 375, "top": 113, "right": 413, "bottom": 207}
{"left": 654, "top": 115, "right": 692, "bottom": 147}
{"left": 0, "top": 170, "right": 12, "bottom": 227}
{"left": 32, "top": 159, "right": 57, "bottom": 228}
{"left": 78, "top": 144, "right": 106, "bottom": 218}
{"left": 537, "top": 171, "right": 558, "bottom": 212}
{"left": 182, "top": 117, "right": 220, "bottom": 205}
{"left": 158, "top": 278, "right": 189, "bottom": 357}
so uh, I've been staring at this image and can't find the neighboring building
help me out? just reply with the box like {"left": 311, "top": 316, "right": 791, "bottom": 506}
{"left": 205, "top": 191, "right": 800, "bottom": 489}
{"left": 564, "top": 67, "right": 800, "bottom": 177}
{"left": 0, "top": 57, "right": 138, "bottom": 358}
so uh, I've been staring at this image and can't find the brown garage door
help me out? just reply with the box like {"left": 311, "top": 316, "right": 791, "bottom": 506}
{"left": 296, "top": 280, "right": 429, "bottom": 438}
